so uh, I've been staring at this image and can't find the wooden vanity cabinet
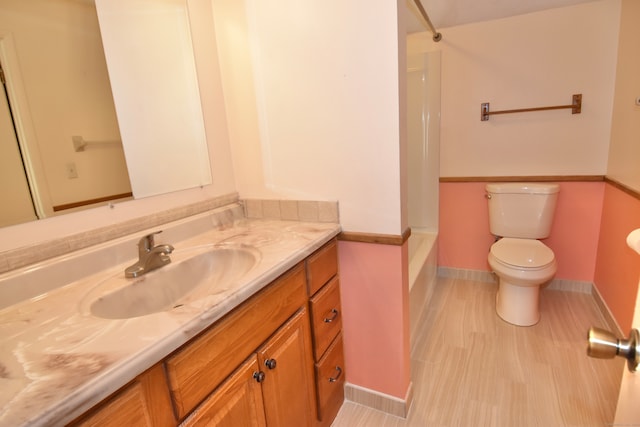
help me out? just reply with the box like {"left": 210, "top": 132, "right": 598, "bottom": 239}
{"left": 315, "top": 334, "right": 345, "bottom": 423}
{"left": 306, "top": 239, "right": 345, "bottom": 426}
{"left": 181, "top": 308, "right": 316, "bottom": 427}
{"left": 180, "top": 356, "right": 267, "bottom": 427}
{"left": 68, "top": 242, "right": 345, "bottom": 427}
{"left": 307, "top": 240, "right": 338, "bottom": 296}
{"left": 69, "top": 363, "right": 175, "bottom": 427}
{"left": 309, "top": 277, "right": 342, "bottom": 360}
{"left": 257, "top": 309, "right": 316, "bottom": 426}
{"left": 165, "top": 264, "right": 309, "bottom": 420}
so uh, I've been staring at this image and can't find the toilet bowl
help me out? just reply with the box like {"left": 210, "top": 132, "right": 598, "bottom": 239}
{"left": 488, "top": 238, "right": 557, "bottom": 326}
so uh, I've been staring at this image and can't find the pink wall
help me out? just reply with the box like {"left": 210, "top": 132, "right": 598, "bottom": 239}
{"left": 338, "top": 240, "right": 410, "bottom": 399}
{"left": 439, "top": 181, "right": 604, "bottom": 280}
{"left": 594, "top": 185, "right": 640, "bottom": 332}
{"left": 439, "top": 182, "right": 494, "bottom": 270}
{"left": 544, "top": 182, "right": 605, "bottom": 281}
{"left": 440, "top": 180, "right": 640, "bottom": 332}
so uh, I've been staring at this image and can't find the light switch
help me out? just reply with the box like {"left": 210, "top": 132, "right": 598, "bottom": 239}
{"left": 66, "top": 162, "right": 78, "bottom": 179}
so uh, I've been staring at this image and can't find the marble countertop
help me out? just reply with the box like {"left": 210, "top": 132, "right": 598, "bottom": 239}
{"left": 0, "top": 214, "right": 340, "bottom": 426}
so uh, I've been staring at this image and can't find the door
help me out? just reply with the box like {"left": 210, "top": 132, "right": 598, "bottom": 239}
{"left": 614, "top": 229, "right": 640, "bottom": 423}
{"left": 258, "top": 309, "right": 316, "bottom": 427}
{"left": 180, "top": 356, "right": 267, "bottom": 427}
{"left": 0, "top": 63, "right": 37, "bottom": 226}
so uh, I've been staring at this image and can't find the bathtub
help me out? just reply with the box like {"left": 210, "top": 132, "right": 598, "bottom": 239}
{"left": 408, "top": 228, "right": 438, "bottom": 340}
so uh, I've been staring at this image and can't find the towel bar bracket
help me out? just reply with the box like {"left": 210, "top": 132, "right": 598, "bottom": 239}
{"left": 481, "top": 93, "right": 582, "bottom": 121}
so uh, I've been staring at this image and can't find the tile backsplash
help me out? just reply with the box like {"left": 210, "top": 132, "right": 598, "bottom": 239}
{"left": 243, "top": 199, "right": 339, "bottom": 223}
{"left": 0, "top": 194, "right": 340, "bottom": 276}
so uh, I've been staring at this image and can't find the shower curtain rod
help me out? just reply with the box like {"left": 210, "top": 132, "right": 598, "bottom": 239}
{"left": 412, "top": 0, "right": 442, "bottom": 42}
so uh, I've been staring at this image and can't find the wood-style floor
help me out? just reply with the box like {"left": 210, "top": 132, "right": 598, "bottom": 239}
{"left": 332, "top": 276, "right": 625, "bottom": 427}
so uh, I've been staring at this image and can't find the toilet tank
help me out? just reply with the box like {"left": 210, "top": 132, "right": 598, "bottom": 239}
{"left": 486, "top": 183, "right": 560, "bottom": 239}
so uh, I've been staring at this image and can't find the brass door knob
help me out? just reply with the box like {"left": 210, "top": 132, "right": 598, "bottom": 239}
{"left": 587, "top": 327, "right": 640, "bottom": 372}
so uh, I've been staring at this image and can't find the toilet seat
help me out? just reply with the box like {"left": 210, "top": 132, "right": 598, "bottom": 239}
{"left": 490, "top": 238, "right": 555, "bottom": 270}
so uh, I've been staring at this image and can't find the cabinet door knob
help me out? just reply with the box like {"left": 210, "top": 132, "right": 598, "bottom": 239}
{"left": 265, "top": 358, "right": 277, "bottom": 370}
{"left": 329, "top": 366, "right": 342, "bottom": 383}
{"left": 253, "top": 371, "right": 266, "bottom": 383}
{"left": 323, "top": 308, "right": 339, "bottom": 323}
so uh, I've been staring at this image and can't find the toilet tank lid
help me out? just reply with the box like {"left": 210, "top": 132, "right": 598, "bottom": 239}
{"left": 486, "top": 183, "right": 559, "bottom": 195}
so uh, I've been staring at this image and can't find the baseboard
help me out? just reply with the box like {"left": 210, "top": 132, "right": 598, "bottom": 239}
{"left": 544, "top": 278, "right": 592, "bottom": 293}
{"left": 344, "top": 382, "right": 414, "bottom": 418}
{"left": 437, "top": 266, "right": 495, "bottom": 283}
{"left": 437, "top": 267, "right": 592, "bottom": 293}
{"left": 437, "top": 267, "right": 622, "bottom": 335}
{"left": 591, "top": 283, "right": 624, "bottom": 336}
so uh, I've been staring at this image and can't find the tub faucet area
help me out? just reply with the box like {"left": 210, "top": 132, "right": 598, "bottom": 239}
{"left": 125, "top": 231, "right": 174, "bottom": 278}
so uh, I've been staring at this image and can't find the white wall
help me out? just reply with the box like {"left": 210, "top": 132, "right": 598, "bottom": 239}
{"left": 606, "top": 0, "right": 640, "bottom": 192}
{"left": 408, "top": 0, "right": 621, "bottom": 178}
{"left": 216, "top": 0, "right": 406, "bottom": 235}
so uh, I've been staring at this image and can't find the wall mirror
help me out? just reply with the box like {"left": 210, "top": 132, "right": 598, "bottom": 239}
{"left": 0, "top": 0, "right": 212, "bottom": 228}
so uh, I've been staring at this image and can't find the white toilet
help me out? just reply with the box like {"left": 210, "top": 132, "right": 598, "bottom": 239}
{"left": 486, "top": 183, "right": 559, "bottom": 326}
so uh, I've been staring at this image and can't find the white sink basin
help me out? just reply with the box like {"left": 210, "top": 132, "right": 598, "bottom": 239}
{"left": 84, "top": 246, "right": 258, "bottom": 319}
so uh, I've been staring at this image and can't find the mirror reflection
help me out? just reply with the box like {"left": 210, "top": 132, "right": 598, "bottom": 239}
{"left": 0, "top": 0, "right": 214, "bottom": 229}
{"left": 96, "top": 0, "right": 212, "bottom": 200}
{"left": 0, "top": 0, "right": 132, "bottom": 227}
{"left": 0, "top": 0, "right": 132, "bottom": 228}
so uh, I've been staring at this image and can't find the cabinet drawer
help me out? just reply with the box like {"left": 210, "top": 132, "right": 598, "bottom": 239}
{"left": 309, "top": 277, "right": 342, "bottom": 360}
{"left": 315, "top": 334, "right": 345, "bottom": 424}
{"left": 165, "top": 263, "right": 306, "bottom": 420}
{"left": 306, "top": 240, "right": 338, "bottom": 296}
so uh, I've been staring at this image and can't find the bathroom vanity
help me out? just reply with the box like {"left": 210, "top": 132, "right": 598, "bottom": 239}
{"left": 0, "top": 203, "right": 344, "bottom": 426}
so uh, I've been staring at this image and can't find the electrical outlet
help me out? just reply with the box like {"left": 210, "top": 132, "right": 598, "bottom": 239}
{"left": 66, "top": 162, "right": 78, "bottom": 179}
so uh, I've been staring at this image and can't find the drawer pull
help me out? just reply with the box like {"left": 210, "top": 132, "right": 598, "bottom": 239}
{"left": 323, "top": 309, "right": 339, "bottom": 323}
{"left": 253, "top": 371, "right": 266, "bottom": 383}
{"left": 329, "top": 366, "right": 342, "bottom": 383}
{"left": 265, "top": 358, "right": 277, "bottom": 370}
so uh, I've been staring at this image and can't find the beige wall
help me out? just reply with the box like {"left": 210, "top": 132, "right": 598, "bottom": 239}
{"left": 606, "top": 0, "right": 640, "bottom": 192}
{"left": 0, "top": 0, "right": 236, "bottom": 252}
{"left": 408, "top": 0, "right": 621, "bottom": 178}
{"left": 0, "top": 0, "right": 130, "bottom": 213}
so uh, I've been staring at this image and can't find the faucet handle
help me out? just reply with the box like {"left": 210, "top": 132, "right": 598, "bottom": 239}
{"left": 139, "top": 231, "right": 163, "bottom": 252}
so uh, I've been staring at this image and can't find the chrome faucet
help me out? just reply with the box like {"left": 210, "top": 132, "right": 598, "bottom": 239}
{"left": 125, "top": 231, "right": 175, "bottom": 278}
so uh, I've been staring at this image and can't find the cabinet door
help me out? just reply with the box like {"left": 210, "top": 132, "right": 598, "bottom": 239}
{"left": 181, "top": 356, "right": 266, "bottom": 427}
{"left": 166, "top": 264, "right": 307, "bottom": 419}
{"left": 258, "top": 309, "right": 316, "bottom": 427}
{"left": 69, "top": 363, "right": 174, "bottom": 427}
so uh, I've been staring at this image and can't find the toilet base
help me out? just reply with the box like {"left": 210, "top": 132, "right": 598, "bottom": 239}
{"left": 495, "top": 280, "right": 540, "bottom": 326}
